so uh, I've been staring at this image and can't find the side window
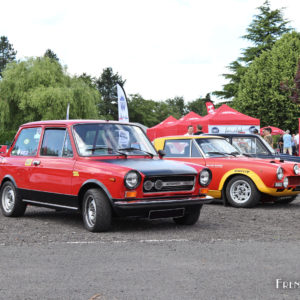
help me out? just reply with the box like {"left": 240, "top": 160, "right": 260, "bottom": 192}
{"left": 11, "top": 127, "right": 42, "bottom": 156}
{"left": 164, "top": 140, "right": 191, "bottom": 157}
{"left": 62, "top": 132, "right": 73, "bottom": 157}
{"left": 232, "top": 138, "right": 252, "bottom": 154}
{"left": 40, "top": 129, "right": 66, "bottom": 157}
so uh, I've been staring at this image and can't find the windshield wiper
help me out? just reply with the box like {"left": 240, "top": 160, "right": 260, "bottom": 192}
{"left": 118, "top": 147, "right": 154, "bottom": 158}
{"left": 226, "top": 151, "right": 240, "bottom": 157}
{"left": 206, "top": 151, "right": 226, "bottom": 156}
{"left": 86, "top": 146, "right": 127, "bottom": 157}
{"left": 241, "top": 153, "right": 253, "bottom": 157}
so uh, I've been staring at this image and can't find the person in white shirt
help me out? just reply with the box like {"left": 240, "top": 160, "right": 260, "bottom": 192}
{"left": 184, "top": 125, "right": 194, "bottom": 136}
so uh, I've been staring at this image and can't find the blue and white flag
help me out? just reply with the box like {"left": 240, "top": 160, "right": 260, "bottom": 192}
{"left": 117, "top": 84, "right": 129, "bottom": 122}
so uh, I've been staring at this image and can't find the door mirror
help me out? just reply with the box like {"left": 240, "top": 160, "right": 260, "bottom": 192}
{"left": 0, "top": 145, "right": 7, "bottom": 155}
{"left": 158, "top": 149, "right": 166, "bottom": 158}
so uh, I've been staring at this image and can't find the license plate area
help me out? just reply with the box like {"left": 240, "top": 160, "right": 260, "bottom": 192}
{"left": 148, "top": 208, "right": 185, "bottom": 219}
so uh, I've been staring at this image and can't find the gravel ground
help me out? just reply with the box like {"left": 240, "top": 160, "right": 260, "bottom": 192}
{"left": 1, "top": 195, "right": 300, "bottom": 245}
{"left": 1, "top": 196, "right": 300, "bottom": 300}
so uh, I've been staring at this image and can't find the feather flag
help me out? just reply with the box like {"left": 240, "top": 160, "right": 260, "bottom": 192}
{"left": 117, "top": 83, "right": 129, "bottom": 122}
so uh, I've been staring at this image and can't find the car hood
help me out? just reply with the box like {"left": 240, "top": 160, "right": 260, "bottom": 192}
{"left": 95, "top": 158, "right": 198, "bottom": 176}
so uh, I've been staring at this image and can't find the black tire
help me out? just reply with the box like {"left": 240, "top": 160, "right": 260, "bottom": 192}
{"left": 225, "top": 175, "right": 260, "bottom": 208}
{"left": 0, "top": 181, "right": 26, "bottom": 217}
{"left": 275, "top": 195, "right": 297, "bottom": 204}
{"left": 173, "top": 205, "right": 202, "bottom": 225}
{"left": 82, "top": 188, "right": 112, "bottom": 232}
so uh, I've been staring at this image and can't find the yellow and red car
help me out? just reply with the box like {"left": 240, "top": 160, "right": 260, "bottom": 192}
{"left": 154, "top": 135, "right": 300, "bottom": 208}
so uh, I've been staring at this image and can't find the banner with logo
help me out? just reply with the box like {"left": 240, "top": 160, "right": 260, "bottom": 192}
{"left": 208, "top": 125, "right": 260, "bottom": 134}
{"left": 117, "top": 84, "right": 129, "bottom": 122}
{"left": 205, "top": 102, "right": 216, "bottom": 114}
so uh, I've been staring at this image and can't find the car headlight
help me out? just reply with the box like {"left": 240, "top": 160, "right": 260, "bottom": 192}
{"left": 294, "top": 164, "right": 299, "bottom": 175}
{"left": 124, "top": 171, "right": 141, "bottom": 189}
{"left": 199, "top": 169, "right": 212, "bottom": 187}
{"left": 283, "top": 177, "right": 289, "bottom": 188}
{"left": 277, "top": 167, "right": 284, "bottom": 180}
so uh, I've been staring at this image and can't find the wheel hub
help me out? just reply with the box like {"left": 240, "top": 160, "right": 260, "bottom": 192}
{"left": 230, "top": 180, "right": 252, "bottom": 204}
{"left": 2, "top": 187, "right": 15, "bottom": 213}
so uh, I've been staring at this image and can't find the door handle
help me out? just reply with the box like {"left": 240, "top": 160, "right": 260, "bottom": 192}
{"left": 33, "top": 160, "right": 41, "bottom": 166}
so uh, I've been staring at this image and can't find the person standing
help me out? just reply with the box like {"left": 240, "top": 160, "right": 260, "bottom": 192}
{"left": 263, "top": 127, "right": 273, "bottom": 148}
{"left": 295, "top": 132, "right": 299, "bottom": 155}
{"left": 184, "top": 125, "right": 194, "bottom": 136}
{"left": 194, "top": 124, "right": 203, "bottom": 135}
{"left": 277, "top": 134, "right": 284, "bottom": 153}
{"left": 283, "top": 130, "right": 292, "bottom": 155}
{"left": 253, "top": 128, "right": 259, "bottom": 135}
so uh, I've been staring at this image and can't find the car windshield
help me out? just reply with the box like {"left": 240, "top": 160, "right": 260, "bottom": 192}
{"left": 195, "top": 138, "right": 240, "bottom": 157}
{"left": 73, "top": 123, "right": 157, "bottom": 157}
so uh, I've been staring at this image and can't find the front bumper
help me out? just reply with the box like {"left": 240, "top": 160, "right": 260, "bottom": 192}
{"left": 111, "top": 194, "right": 213, "bottom": 217}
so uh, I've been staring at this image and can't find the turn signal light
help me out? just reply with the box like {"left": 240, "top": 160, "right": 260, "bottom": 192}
{"left": 200, "top": 188, "right": 209, "bottom": 194}
{"left": 125, "top": 191, "right": 137, "bottom": 198}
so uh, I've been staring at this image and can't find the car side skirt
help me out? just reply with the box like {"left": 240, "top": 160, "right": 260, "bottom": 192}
{"left": 18, "top": 188, "right": 79, "bottom": 210}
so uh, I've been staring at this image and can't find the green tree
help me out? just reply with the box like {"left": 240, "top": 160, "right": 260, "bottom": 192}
{"left": 233, "top": 32, "right": 300, "bottom": 131}
{"left": 0, "top": 36, "right": 17, "bottom": 78}
{"left": 96, "top": 67, "right": 126, "bottom": 120}
{"left": 165, "top": 96, "right": 186, "bottom": 117}
{"left": 186, "top": 93, "right": 212, "bottom": 116}
{"left": 0, "top": 57, "right": 99, "bottom": 143}
{"left": 44, "top": 49, "right": 59, "bottom": 62}
{"left": 213, "top": 61, "right": 247, "bottom": 99}
{"left": 127, "top": 94, "right": 162, "bottom": 127}
{"left": 214, "top": 0, "right": 292, "bottom": 100}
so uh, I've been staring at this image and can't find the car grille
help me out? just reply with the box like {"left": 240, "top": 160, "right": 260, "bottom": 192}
{"left": 288, "top": 176, "right": 300, "bottom": 186}
{"left": 143, "top": 175, "right": 195, "bottom": 193}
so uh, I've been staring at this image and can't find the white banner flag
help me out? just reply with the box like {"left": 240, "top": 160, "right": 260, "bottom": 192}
{"left": 66, "top": 103, "right": 70, "bottom": 120}
{"left": 117, "top": 84, "right": 129, "bottom": 122}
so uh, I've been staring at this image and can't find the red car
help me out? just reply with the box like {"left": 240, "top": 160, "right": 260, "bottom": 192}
{"left": 154, "top": 135, "right": 300, "bottom": 208}
{"left": 0, "top": 120, "right": 213, "bottom": 231}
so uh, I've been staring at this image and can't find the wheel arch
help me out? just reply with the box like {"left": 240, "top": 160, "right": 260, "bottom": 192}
{"left": 1, "top": 175, "right": 17, "bottom": 189}
{"left": 77, "top": 179, "right": 113, "bottom": 212}
{"left": 221, "top": 173, "right": 255, "bottom": 205}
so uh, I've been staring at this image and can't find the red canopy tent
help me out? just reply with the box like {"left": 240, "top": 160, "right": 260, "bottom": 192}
{"left": 202, "top": 104, "right": 260, "bottom": 134}
{"left": 147, "top": 116, "right": 177, "bottom": 141}
{"left": 162, "top": 111, "right": 203, "bottom": 137}
{"left": 260, "top": 126, "right": 284, "bottom": 135}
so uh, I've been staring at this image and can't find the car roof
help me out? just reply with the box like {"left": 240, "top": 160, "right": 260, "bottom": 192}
{"left": 21, "top": 120, "right": 140, "bottom": 127}
{"left": 204, "top": 133, "right": 259, "bottom": 138}
{"left": 156, "top": 135, "right": 224, "bottom": 140}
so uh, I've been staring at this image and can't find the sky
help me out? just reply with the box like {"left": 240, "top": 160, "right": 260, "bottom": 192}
{"left": 1, "top": 0, "right": 300, "bottom": 103}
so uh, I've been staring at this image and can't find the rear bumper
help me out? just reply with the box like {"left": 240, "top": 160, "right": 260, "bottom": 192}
{"left": 111, "top": 195, "right": 213, "bottom": 217}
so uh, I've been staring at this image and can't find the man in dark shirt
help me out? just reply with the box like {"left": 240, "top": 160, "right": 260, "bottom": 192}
{"left": 194, "top": 124, "right": 203, "bottom": 135}
{"left": 263, "top": 127, "right": 273, "bottom": 148}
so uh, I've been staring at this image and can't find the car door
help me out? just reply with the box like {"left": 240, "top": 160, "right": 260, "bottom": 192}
{"left": 28, "top": 127, "right": 76, "bottom": 208}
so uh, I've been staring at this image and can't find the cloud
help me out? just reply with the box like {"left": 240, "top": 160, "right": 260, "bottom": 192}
{"left": 1, "top": 0, "right": 299, "bottom": 102}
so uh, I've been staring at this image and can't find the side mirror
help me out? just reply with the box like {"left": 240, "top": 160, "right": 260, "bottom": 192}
{"left": 0, "top": 145, "right": 7, "bottom": 155}
{"left": 158, "top": 149, "right": 166, "bottom": 158}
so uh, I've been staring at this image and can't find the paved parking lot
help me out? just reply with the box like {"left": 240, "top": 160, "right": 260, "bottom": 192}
{"left": 1, "top": 196, "right": 300, "bottom": 299}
